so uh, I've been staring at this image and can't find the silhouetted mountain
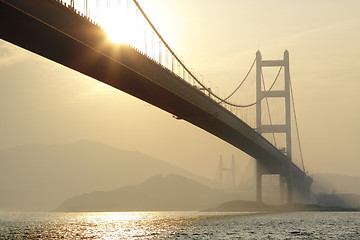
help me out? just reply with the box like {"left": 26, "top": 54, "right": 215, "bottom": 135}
{"left": 55, "top": 174, "right": 239, "bottom": 212}
{"left": 311, "top": 173, "right": 360, "bottom": 195}
{"left": 0, "top": 141, "right": 213, "bottom": 211}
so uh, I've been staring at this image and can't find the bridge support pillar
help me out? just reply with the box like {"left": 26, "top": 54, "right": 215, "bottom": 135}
{"left": 217, "top": 155, "right": 236, "bottom": 186}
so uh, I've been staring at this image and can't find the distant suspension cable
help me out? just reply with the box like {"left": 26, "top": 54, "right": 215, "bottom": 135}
{"left": 215, "top": 66, "right": 283, "bottom": 108}
{"left": 231, "top": 66, "right": 283, "bottom": 108}
{"left": 219, "top": 58, "right": 256, "bottom": 103}
{"left": 290, "top": 77, "right": 306, "bottom": 172}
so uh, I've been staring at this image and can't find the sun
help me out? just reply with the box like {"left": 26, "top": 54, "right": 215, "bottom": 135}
{"left": 102, "top": 3, "right": 141, "bottom": 45}
{"left": 105, "top": 18, "right": 137, "bottom": 44}
{"left": 105, "top": 22, "right": 127, "bottom": 44}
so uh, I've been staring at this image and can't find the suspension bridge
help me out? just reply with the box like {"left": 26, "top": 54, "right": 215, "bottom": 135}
{"left": 0, "top": 0, "right": 312, "bottom": 203}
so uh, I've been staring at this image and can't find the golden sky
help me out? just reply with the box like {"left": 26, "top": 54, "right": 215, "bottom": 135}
{"left": 0, "top": 0, "right": 359, "bottom": 178}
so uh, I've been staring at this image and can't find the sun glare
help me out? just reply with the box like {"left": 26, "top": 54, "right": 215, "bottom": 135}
{"left": 72, "top": 0, "right": 167, "bottom": 63}
{"left": 70, "top": 0, "right": 162, "bottom": 54}
{"left": 105, "top": 23, "right": 126, "bottom": 43}
{"left": 101, "top": 2, "right": 141, "bottom": 44}
{"left": 105, "top": 18, "right": 137, "bottom": 44}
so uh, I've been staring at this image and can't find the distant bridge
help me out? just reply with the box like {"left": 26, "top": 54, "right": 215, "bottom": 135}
{"left": 0, "top": 0, "right": 312, "bottom": 203}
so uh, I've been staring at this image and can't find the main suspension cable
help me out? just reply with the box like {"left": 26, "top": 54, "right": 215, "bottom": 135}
{"left": 132, "top": 0, "right": 207, "bottom": 91}
{"left": 289, "top": 76, "right": 306, "bottom": 172}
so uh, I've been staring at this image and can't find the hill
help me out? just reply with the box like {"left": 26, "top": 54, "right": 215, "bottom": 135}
{"left": 0, "top": 140, "right": 212, "bottom": 211}
{"left": 55, "top": 174, "right": 239, "bottom": 211}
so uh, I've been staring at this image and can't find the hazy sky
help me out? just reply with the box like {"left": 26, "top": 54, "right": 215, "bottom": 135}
{"left": 0, "top": 0, "right": 359, "bottom": 178}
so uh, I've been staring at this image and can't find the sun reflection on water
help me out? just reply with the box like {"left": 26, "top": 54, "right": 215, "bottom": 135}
{"left": 40, "top": 211, "right": 236, "bottom": 239}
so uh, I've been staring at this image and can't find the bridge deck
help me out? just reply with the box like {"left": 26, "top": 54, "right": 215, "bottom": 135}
{"left": 0, "top": 0, "right": 307, "bottom": 185}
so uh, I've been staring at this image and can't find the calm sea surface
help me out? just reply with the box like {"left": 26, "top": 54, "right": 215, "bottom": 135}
{"left": 0, "top": 211, "right": 359, "bottom": 239}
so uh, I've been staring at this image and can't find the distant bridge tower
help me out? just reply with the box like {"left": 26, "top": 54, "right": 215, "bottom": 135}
{"left": 255, "top": 50, "right": 293, "bottom": 204}
{"left": 217, "top": 155, "right": 235, "bottom": 186}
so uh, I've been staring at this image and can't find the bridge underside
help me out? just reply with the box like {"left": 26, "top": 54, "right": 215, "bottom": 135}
{"left": 0, "top": 0, "right": 310, "bottom": 199}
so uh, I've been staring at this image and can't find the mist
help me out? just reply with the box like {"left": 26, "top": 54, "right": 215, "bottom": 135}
{"left": 0, "top": 0, "right": 359, "bottom": 213}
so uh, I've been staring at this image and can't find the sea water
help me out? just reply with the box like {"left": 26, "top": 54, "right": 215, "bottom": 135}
{"left": 0, "top": 211, "right": 359, "bottom": 239}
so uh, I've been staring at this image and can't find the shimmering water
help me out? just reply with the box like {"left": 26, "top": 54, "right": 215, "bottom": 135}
{"left": 0, "top": 211, "right": 359, "bottom": 239}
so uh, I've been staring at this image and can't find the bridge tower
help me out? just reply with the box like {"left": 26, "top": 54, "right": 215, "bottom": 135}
{"left": 217, "top": 155, "right": 235, "bottom": 186}
{"left": 255, "top": 50, "right": 293, "bottom": 204}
